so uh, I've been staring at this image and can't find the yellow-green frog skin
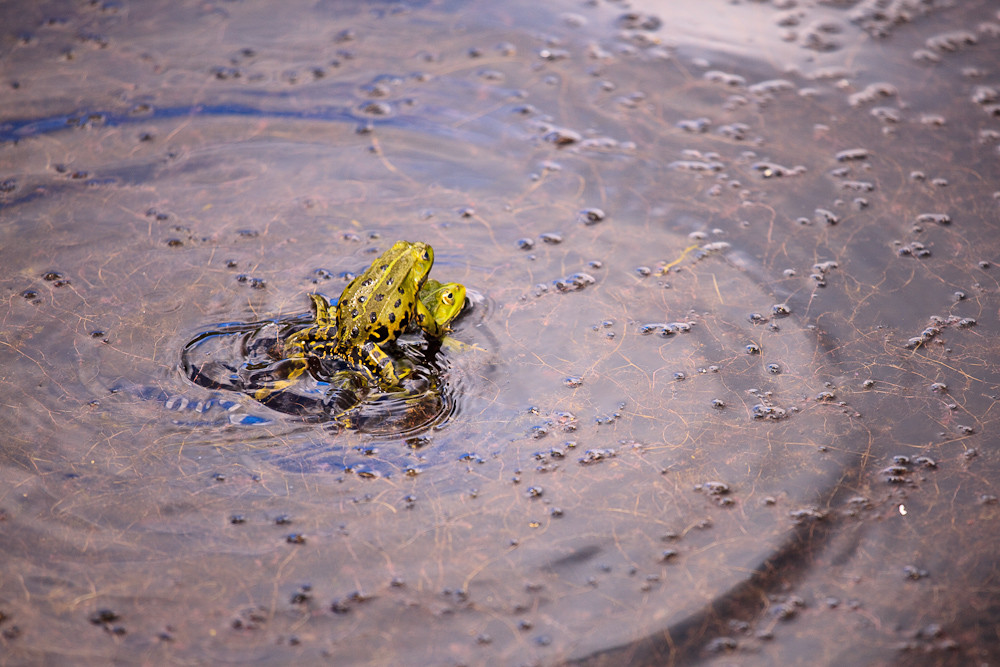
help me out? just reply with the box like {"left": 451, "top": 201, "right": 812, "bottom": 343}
{"left": 419, "top": 279, "right": 466, "bottom": 331}
{"left": 285, "top": 241, "right": 444, "bottom": 387}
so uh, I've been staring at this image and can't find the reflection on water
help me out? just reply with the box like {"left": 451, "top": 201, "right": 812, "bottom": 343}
{"left": 1, "top": 0, "right": 999, "bottom": 664}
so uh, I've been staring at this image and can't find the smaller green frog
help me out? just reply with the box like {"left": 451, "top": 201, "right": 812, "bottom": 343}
{"left": 419, "top": 279, "right": 467, "bottom": 331}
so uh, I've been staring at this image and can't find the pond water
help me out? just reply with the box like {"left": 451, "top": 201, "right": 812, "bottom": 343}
{"left": 1, "top": 0, "right": 999, "bottom": 664}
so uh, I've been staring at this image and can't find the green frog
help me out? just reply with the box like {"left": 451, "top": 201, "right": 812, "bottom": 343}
{"left": 418, "top": 279, "right": 467, "bottom": 331}
{"left": 284, "top": 240, "right": 446, "bottom": 388}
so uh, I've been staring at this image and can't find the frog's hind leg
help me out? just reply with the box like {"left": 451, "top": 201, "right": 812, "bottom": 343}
{"left": 284, "top": 324, "right": 338, "bottom": 357}
{"left": 359, "top": 341, "right": 408, "bottom": 388}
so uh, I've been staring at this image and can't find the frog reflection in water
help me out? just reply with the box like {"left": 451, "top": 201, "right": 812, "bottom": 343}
{"left": 255, "top": 241, "right": 466, "bottom": 402}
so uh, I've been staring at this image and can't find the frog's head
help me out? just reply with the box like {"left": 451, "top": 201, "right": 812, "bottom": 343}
{"left": 408, "top": 241, "right": 435, "bottom": 286}
{"left": 429, "top": 281, "right": 466, "bottom": 327}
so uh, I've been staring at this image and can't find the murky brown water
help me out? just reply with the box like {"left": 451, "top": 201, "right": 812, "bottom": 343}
{"left": 2, "top": 0, "right": 999, "bottom": 664}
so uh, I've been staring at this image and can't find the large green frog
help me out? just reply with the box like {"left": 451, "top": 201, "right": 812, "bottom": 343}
{"left": 284, "top": 240, "right": 447, "bottom": 387}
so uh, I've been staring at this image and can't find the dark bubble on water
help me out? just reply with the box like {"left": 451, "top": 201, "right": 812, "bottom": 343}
{"left": 357, "top": 100, "right": 393, "bottom": 117}
{"left": 789, "top": 507, "right": 826, "bottom": 524}
{"left": 77, "top": 32, "right": 110, "bottom": 49}
{"left": 617, "top": 12, "right": 662, "bottom": 31}
{"left": 210, "top": 65, "right": 241, "bottom": 81}
{"left": 704, "top": 70, "right": 746, "bottom": 88}
{"left": 896, "top": 241, "right": 931, "bottom": 259}
{"left": 638, "top": 322, "right": 693, "bottom": 337}
{"left": 538, "top": 48, "right": 570, "bottom": 62}
{"left": 478, "top": 69, "right": 504, "bottom": 82}
{"left": 871, "top": 106, "right": 901, "bottom": 124}
{"left": 903, "top": 565, "right": 930, "bottom": 580}
{"left": 971, "top": 85, "right": 998, "bottom": 106}
{"left": 751, "top": 161, "right": 806, "bottom": 178}
{"left": 752, "top": 404, "right": 788, "bottom": 421}
{"left": 696, "top": 481, "right": 730, "bottom": 496}
{"left": 677, "top": 117, "right": 711, "bottom": 133}
{"left": 848, "top": 82, "right": 898, "bottom": 107}
{"left": 814, "top": 209, "right": 839, "bottom": 225}
{"left": 42, "top": 270, "right": 71, "bottom": 287}
{"left": 668, "top": 158, "right": 724, "bottom": 173}
{"left": 839, "top": 180, "right": 874, "bottom": 192}
{"left": 552, "top": 272, "right": 594, "bottom": 292}
{"left": 835, "top": 148, "right": 870, "bottom": 162}
{"left": 542, "top": 127, "right": 581, "bottom": 145}
{"left": 289, "top": 584, "right": 312, "bottom": 605}
{"left": 579, "top": 208, "right": 605, "bottom": 225}
{"left": 717, "top": 122, "right": 750, "bottom": 141}
{"left": 925, "top": 30, "right": 978, "bottom": 53}
{"left": 772, "top": 303, "right": 792, "bottom": 317}
{"left": 89, "top": 609, "right": 124, "bottom": 635}
{"left": 579, "top": 448, "right": 615, "bottom": 465}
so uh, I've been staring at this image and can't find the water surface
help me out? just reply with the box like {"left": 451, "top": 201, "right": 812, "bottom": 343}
{"left": 1, "top": 0, "right": 999, "bottom": 664}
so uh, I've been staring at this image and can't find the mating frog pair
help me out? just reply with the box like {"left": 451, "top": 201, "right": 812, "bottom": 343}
{"left": 278, "top": 240, "right": 466, "bottom": 392}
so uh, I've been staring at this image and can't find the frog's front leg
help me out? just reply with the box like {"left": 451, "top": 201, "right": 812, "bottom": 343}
{"left": 413, "top": 299, "right": 445, "bottom": 338}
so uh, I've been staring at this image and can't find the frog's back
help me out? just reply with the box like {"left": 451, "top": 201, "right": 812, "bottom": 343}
{"left": 335, "top": 241, "right": 431, "bottom": 352}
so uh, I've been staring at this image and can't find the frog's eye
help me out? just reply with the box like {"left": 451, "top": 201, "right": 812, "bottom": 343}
{"left": 441, "top": 292, "right": 454, "bottom": 305}
{"left": 422, "top": 251, "right": 430, "bottom": 261}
